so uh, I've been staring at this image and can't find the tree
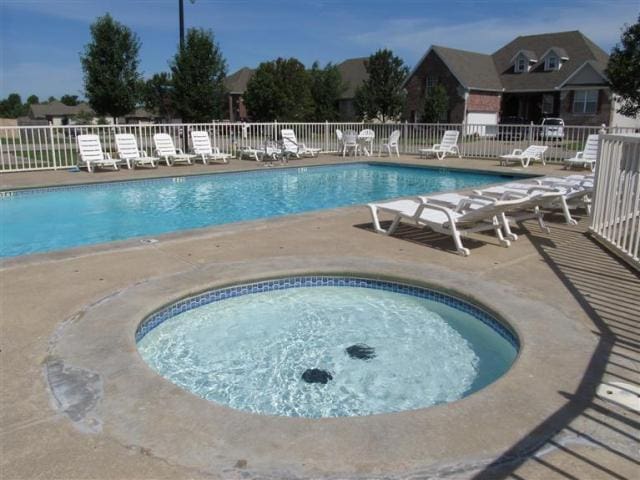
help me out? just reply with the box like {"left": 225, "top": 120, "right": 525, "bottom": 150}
{"left": 26, "top": 95, "right": 39, "bottom": 105}
{"left": 309, "top": 61, "right": 345, "bottom": 121}
{"left": 47, "top": 96, "right": 57, "bottom": 103}
{"left": 244, "top": 58, "right": 313, "bottom": 121}
{"left": 74, "top": 109, "right": 95, "bottom": 125}
{"left": 80, "top": 14, "right": 141, "bottom": 121}
{"left": 171, "top": 28, "right": 227, "bottom": 122}
{"left": 354, "top": 49, "right": 408, "bottom": 122}
{"left": 143, "top": 72, "right": 175, "bottom": 119}
{"left": 0, "top": 93, "right": 26, "bottom": 118}
{"left": 422, "top": 85, "right": 449, "bottom": 122}
{"left": 60, "top": 94, "right": 80, "bottom": 106}
{"left": 606, "top": 15, "right": 640, "bottom": 117}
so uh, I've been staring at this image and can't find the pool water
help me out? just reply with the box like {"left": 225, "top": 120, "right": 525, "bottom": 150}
{"left": 137, "top": 280, "right": 518, "bottom": 418}
{"left": 0, "top": 163, "right": 517, "bottom": 257}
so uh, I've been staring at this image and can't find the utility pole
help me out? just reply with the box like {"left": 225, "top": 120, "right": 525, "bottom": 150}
{"left": 179, "top": 0, "right": 185, "bottom": 50}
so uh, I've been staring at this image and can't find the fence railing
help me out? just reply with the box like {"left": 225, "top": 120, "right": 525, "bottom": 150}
{"left": 590, "top": 134, "right": 640, "bottom": 269}
{"left": 0, "top": 121, "right": 637, "bottom": 172}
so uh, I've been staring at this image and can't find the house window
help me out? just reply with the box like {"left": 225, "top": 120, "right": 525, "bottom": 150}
{"left": 546, "top": 55, "right": 557, "bottom": 71}
{"left": 515, "top": 57, "right": 527, "bottom": 73}
{"left": 573, "top": 90, "right": 598, "bottom": 114}
{"left": 426, "top": 76, "right": 436, "bottom": 93}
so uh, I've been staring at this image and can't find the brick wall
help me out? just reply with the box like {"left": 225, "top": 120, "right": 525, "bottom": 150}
{"left": 559, "top": 89, "right": 611, "bottom": 126}
{"left": 467, "top": 92, "right": 501, "bottom": 113}
{"left": 404, "top": 50, "right": 466, "bottom": 122}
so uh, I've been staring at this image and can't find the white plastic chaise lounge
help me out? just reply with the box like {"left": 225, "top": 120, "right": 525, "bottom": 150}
{"left": 500, "top": 145, "right": 548, "bottom": 167}
{"left": 115, "top": 133, "right": 158, "bottom": 169}
{"left": 378, "top": 130, "right": 401, "bottom": 157}
{"left": 475, "top": 179, "right": 592, "bottom": 226}
{"left": 419, "top": 130, "right": 461, "bottom": 160}
{"left": 153, "top": 133, "right": 195, "bottom": 166}
{"left": 77, "top": 134, "right": 120, "bottom": 172}
{"left": 564, "top": 134, "right": 599, "bottom": 171}
{"left": 280, "top": 129, "right": 321, "bottom": 158}
{"left": 367, "top": 194, "right": 537, "bottom": 256}
{"left": 190, "top": 130, "right": 232, "bottom": 164}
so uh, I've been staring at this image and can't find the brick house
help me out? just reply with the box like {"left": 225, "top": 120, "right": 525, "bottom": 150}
{"left": 224, "top": 67, "right": 255, "bottom": 122}
{"left": 404, "top": 31, "right": 636, "bottom": 128}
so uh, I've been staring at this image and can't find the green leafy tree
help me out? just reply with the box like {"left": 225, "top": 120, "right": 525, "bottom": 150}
{"left": 60, "top": 94, "right": 80, "bottom": 106}
{"left": 422, "top": 84, "right": 449, "bottom": 122}
{"left": 74, "top": 109, "right": 95, "bottom": 125}
{"left": 47, "top": 96, "right": 57, "bottom": 103}
{"left": 26, "top": 95, "right": 39, "bottom": 105}
{"left": 80, "top": 14, "right": 141, "bottom": 122}
{"left": 244, "top": 58, "right": 313, "bottom": 121}
{"left": 607, "top": 15, "right": 640, "bottom": 117}
{"left": 0, "top": 93, "right": 26, "bottom": 117}
{"left": 143, "top": 72, "right": 175, "bottom": 119}
{"left": 309, "top": 61, "right": 344, "bottom": 121}
{"left": 171, "top": 28, "right": 227, "bottom": 122}
{"left": 354, "top": 49, "right": 408, "bottom": 122}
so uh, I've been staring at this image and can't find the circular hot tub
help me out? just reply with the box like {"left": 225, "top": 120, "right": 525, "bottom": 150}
{"left": 136, "top": 276, "right": 518, "bottom": 418}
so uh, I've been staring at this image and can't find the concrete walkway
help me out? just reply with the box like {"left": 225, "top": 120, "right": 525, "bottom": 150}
{"left": 1, "top": 155, "right": 637, "bottom": 479}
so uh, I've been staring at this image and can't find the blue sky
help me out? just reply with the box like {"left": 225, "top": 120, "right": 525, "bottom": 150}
{"left": 1, "top": 0, "right": 638, "bottom": 99}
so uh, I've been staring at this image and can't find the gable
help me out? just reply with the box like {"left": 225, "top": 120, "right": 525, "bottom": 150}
{"left": 562, "top": 62, "right": 608, "bottom": 86}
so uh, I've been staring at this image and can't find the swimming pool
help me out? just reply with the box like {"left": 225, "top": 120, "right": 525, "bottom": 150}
{"left": 137, "top": 276, "right": 518, "bottom": 418}
{"left": 0, "top": 163, "right": 518, "bottom": 257}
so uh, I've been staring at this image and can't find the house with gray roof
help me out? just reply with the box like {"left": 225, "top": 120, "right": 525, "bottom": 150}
{"left": 224, "top": 67, "right": 255, "bottom": 121}
{"left": 336, "top": 57, "right": 368, "bottom": 120}
{"left": 29, "top": 101, "right": 95, "bottom": 125}
{"left": 404, "top": 30, "right": 631, "bottom": 127}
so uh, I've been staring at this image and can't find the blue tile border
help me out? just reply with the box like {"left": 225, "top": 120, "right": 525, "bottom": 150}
{"left": 135, "top": 276, "right": 519, "bottom": 349}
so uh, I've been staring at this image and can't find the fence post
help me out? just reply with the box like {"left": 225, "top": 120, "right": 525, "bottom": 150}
{"left": 403, "top": 121, "right": 408, "bottom": 155}
{"left": 49, "top": 124, "right": 57, "bottom": 170}
{"left": 324, "top": 121, "right": 329, "bottom": 153}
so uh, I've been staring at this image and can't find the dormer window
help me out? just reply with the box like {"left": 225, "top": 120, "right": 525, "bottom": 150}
{"left": 511, "top": 50, "right": 537, "bottom": 73}
{"left": 542, "top": 47, "right": 568, "bottom": 71}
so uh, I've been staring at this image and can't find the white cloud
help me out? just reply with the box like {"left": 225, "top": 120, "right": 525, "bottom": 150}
{"left": 349, "top": 1, "right": 637, "bottom": 64}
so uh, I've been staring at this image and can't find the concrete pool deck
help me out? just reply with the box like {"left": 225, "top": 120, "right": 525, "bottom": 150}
{"left": 1, "top": 155, "right": 638, "bottom": 479}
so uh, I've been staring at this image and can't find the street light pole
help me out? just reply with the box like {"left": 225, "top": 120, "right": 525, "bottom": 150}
{"left": 179, "top": 0, "right": 185, "bottom": 50}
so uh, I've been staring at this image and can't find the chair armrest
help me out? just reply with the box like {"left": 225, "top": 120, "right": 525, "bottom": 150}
{"left": 432, "top": 144, "right": 441, "bottom": 150}
{"left": 140, "top": 151, "right": 148, "bottom": 157}
{"left": 105, "top": 153, "right": 112, "bottom": 159}
{"left": 575, "top": 151, "right": 584, "bottom": 159}
{"left": 416, "top": 198, "right": 458, "bottom": 224}
{"left": 512, "top": 149, "right": 523, "bottom": 155}
{"left": 176, "top": 148, "right": 184, "bottom": 155}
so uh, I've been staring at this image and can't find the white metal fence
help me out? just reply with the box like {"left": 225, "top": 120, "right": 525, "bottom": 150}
{"left": 590, "top": 134, "right": 640, "bottom": 269}
{"left": 0, "top": 121, "right": 637, "bottom": 172}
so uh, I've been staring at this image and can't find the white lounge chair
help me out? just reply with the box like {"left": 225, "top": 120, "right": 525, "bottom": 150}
{"left": 190, "top": 130, "right": 231, "bottom": 164}
{"left": 419, "top": 130, "right": 461, "bottom": 160}
{"left": 378, "top": 130, "right": 401, "bottom": 157}
{"left": 367, "top": 194, "right": 540, "bottom": 256}
{"left": 153, "top": 133, "right": 195, "bottom": 166}
{"left": 564, "top": 134, "right": 599, "bottom": 171}
{"left": 76, "top": 134, "right": 120, "bottom": 172}
{"left": 238, "top": 145, "right": 265, "bottom": 162}
{"left": 115, "top": 133, "right": 158, "bottom": 169}
{"left": 500, "top": 145, "right": 548, "bottom": 167}
{"left": 336, "top": 129, "right": 344, "bottom": 152}
{"left": 280, "top": 129, "right": 321, "bottom": 158}
{"left": 475, "top": 179, "right": 592, "bottom": 225}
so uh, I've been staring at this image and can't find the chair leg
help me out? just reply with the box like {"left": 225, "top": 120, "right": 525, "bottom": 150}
{"left": 450, "top": 224, "right": 471, "bottom": 256}
{"left": 500, "top": 213, "right": 518, "bottom": 241}
{"left": 558, "top": 197, "right": 578, "bottom": 225}
{"left": 492, "top": 217, "right": 510, "bottom": 247}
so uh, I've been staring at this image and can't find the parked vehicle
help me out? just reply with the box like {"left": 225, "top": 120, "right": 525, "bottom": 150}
{"left": 497, "top": 116, "right": 530, "bottom": 140}
{"left": 540, "top": 118, "right": 565, "bottom": 140}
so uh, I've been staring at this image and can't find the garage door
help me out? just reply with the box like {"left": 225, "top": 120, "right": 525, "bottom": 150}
{"left": 466, "top": 112, "right": 498, "bottom": 137}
